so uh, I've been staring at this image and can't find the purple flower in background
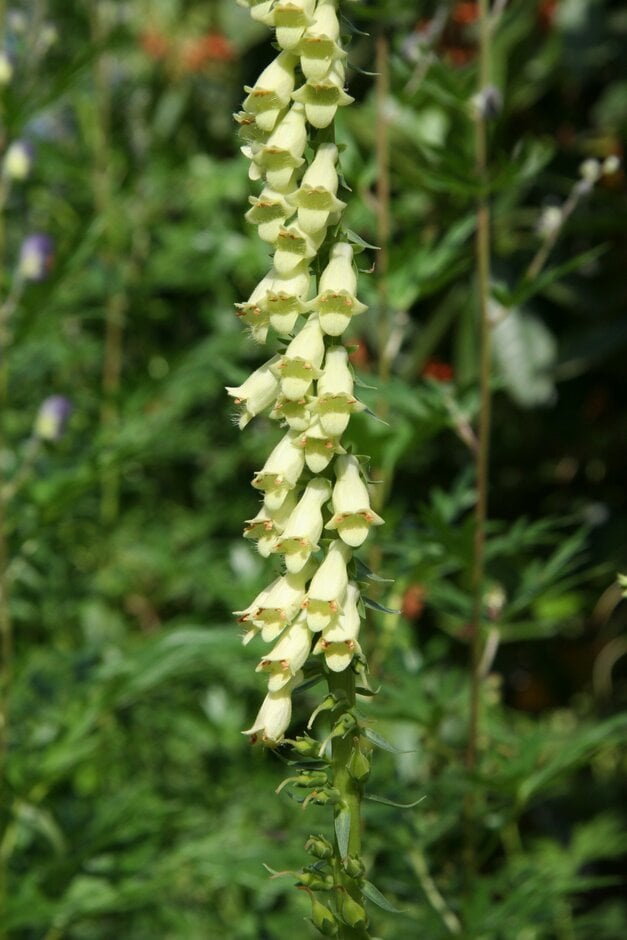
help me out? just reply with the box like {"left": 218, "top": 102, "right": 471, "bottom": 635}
{"left": 3, "top": 140, "right": 34, "bottom": 180}
{"left": 34, "top": 395, "right": 73, "bottom": 442}
{"left": 19, "top": 233, "right": 54, "bottom": 281}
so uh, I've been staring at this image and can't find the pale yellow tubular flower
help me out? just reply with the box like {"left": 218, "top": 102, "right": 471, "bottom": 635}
{"left": 272, "top": 314, "right": 325, "bottom": 400}
{"left": 242, "top": 50, "right": 298, "bottom": 132}
{"left": 243, "top": 489, "right": 298, "bottom": 557}
{"left": 225, "top": 355, "right": 281, "bottom": 429}
{"left": 252, "top": 564, "right": 314, "bottom": 642}
{"left": 291, "top": 58, "right": 354, "bottom": 129}
{"left": 253, "top": 102, "right": 307, "bottom": 192}
{"left": 272, "top": 476, "right": 331, "bottom": 572}
{"left": 271, "top": 0, "right": 315, "bottom": 50}
{"left": 313, "top": 581, "right": 362, "bottom": 672}
{"left": 252, "top": 429, "right": 306, "bottom": 510}
{"left": 242, "top": 669, "right": 304, "bottom": 745}
{"left": 298, "top": 416, "right": 345, "bottom": 473}
{"left": 287, "top": 141, "right": 347, "bottom": 237}
{"left": 273, "top": 222, "right": 324, "bottom": 276}
{"left": 315, "top": 344, "right": 364, "bottom": 437}
{"left": 245, "top": 185, "right": 297, "bottom": 244}
{"left": 310, "top": 242, "right": 367, "bottom": 336}
{"left": 236, "top": 0, "right": 277, "bottom": 27}
{"left": 256, "top": 611, "right": 312, "bottom": 690}
{"left": 269, "top": 392, "right": 315, "bottom": 431}
{"left": 297, "top": 0, "right": 346, "bottom": 82}
{"left": 303, "top": 538, "right": 352, "bottom": 631}
{"left": 325, "top": 454, "right": 384, "bottom": 547}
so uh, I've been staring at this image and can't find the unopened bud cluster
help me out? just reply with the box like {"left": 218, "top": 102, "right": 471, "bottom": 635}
{"left": 231, "top": 0, "right": 383, "bottom": 752}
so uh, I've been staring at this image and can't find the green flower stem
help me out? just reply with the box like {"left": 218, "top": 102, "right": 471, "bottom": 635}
{"left": 327, "top": 668, "right": 370, "bottom": 939}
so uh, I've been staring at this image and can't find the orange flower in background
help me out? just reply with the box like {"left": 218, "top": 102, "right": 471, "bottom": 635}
{"left": 141, "top": 29, "right": 170, "bottom": 60}
{"left": 423, "top": 358, "right": 454, "bottom": 382}
{"left": 181, "top": 31, "right": 236, "bottom": 71}
{"left": 452, "top": 2, "right": 479, "bottom": 25}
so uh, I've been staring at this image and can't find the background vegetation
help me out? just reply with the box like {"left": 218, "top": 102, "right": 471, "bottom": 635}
{"left": 2, "top": 0, "right": 626, "bottom": 937}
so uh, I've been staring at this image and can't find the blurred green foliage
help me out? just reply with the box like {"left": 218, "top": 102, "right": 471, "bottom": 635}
{"left": 1, "top": 0, "right": 626, "bottom": 937}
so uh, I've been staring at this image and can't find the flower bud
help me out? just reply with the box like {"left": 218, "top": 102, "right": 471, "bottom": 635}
{"left": 3, "top": 140, "right": 34, "bottom": 181}
{"left": 272, "top": 314, "right": 325, "bottom": 400}
{"left": 310, "top": 243, "right": 367, "bottom": 336}
{"left": 297, "top": 0, "right": 346, "bottom": 82}
{"left": 298, "top": 417, "right": 345, "bottom": 473}
{"left": 340, "top": 892, "right": 368, "bottom": 929}
{"left": 291, "top": 734, "right": 321, "bottom": 756}
{"left": 272, "top": 477, "right": 331, "bottom": 572}
{"left": 292, "top": 770, "right": 329, "bottom": 788}
{"left": 305, "top": 834, "right": 334, "bottom": 859}
{"left": 19, "top": 233, "right": 54, "bottom": 282}
{"left": 316, "top": 345, "right": 364, "bottom": 437}
{"left": 326, "top": 455, "right": 384, "bottom": 547}
{"left": 309, "top": 896, "right": 339, "bottom": 936}
{"left": 225, "top": 355, "right": 281, "bottom": 429}
{"left": 343, "top": 854, "right": 366, "bottom": 879}
{"left": 309, "top": 786, "right": 341, "bottom": 805}
{"left": 243, "top": 51, "right": 298, "bottom": 132}
{"left": 252, "top": 430, "right": 306, "bottom": 510}
{"left": 34, "top": 395, "right": 72, "bottom": 442}
{"left": 243, "top": 670, "right": 303, "bottom": 745}
{"left": 291, "top": 59, "right": 354, "bottom": 129}
{"left": 287, "top": 142, "right": 346, "bottom": 236}
{"left": 304, "top": 539, "right": 351, "bottom": 631}
{"left": 272, "top": 0, "right": 316, "bottom": 50}
{"left": 347, "top": 743, "right": 371, "bottom": 783}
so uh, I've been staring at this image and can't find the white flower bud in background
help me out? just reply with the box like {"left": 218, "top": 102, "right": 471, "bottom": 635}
{"left": 242, "top": 670, "right": 304, "bottom": 745}
{"left": 313, "top": 581, "right": 361, "bottom": 672}
{"left": 242, "top": 51, "right": 298, "bottom": 133}
{"left": 3, "top": 140, "right": 34, "bottom": 181}
{"left": 291, "top": 58, "right": 354, "bottom": 128}
{"left": 579, "top": 158, "right": 601, "bottom": 184}
{"left": 272, "top": 314, "right": 325, "bottom": 400}
{"left": 316, "top": 345, "right": 364, "bottom": 437}
{"left": 256, "top": 613, "right": 312, "bottom": 690}
{"left": 537, "top": 205, "right": 563, "bottom": 239}
{"left": 272, "top": 476, "right": 331, "bottom": 572}
{"left": 272, "top": 0, "right": 315, "bottom": 50}
{"left": 602, "top": 155, "right": 620, "bottom": 176}
{"left": 304, "top": 538, "right": 351, "bottom": 631}
{"left": 298, "top": 416, "right": 345, "bottom": 473}
{"left": 225, "top": 355, "right": 281, "bottom": 429}
{"left": 297, "top": 0, "right": 345, "bottom": 82}
{"left": 310, "top": 242, "right": 367, "bottom": 336}
{"left": 287, "top": 142, "right": 346, "bottom": 236}
{"left": 252, "top": 430, "right": 306, "bottom": 509}
{"left": 252, "top": 565, "right": 314, "bottom": 641}
{"left": 0, "top": 51, "right": 13, "bottom": 85}
{"left": 326, "top": 454, "right": 384, "bottom": 547}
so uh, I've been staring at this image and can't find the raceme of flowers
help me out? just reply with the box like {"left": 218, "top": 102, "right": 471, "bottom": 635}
{"left": 231, "top": 0, "right": 383, "bottom": 747}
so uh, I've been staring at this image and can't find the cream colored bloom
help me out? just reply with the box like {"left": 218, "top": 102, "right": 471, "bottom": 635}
{"left": 298, "top": 417, "right": 345, "bottom": 473}
{"left": 270, "top": 393, "right": 315, "bottom": 431}
{"left": 271, "top": 314, "right": 325, "bottom": 400}
{"left": 310, "top": 242, "right": 367, "bottom": 336}
{"left": 234, "top": 577, "right": 280, "bottom": 625}
{"left": 273, "top": 222, "right": 323, "bottom": 275}
{"left": 315, "top": 345, "right": 364, "bottom": 437}
{"left": 287, "top": 142, "right": 346, "bottom": 236}
{"left": 291, "top": 58, "right": 354, "bottom": 129}
{"left": 235, "top": 262, "right": 311, "bottom": 341}
{"left": 243, "top": 670, "right": 303, "bottom": 745}
{"left": 252, "top": 430, "right": 306, "bottom": 510}
{"left": 304, "top": 538, "right": 351, "bottom": 631}
{"left": 326, "top": 454, "right": 384, "bottom": 547}
{"left": 237, "top": 0, "right": 276, "bottom": 26}
{"left": 272, "top": 476, "right": 331, "bottom": 572}
{"left": 252, "top": 565, "right": 313, "bottom": 642}
{"left": 243, "top": 490, "right": 297, "bottom": 557}
{"left": 245, "top": 187, "right": 296, "bottom": 244}
{"left": 272, "top": 0, "right": 315, "bottom": 50}
{"left": 297, "top": 0, "right": 345, "bottom": 82}
{"left": 242, "top": 51, "right": 298, "bottom": 132}
{"left": 256, "top": 613, "right": 312, "bottom": 690}
{"left": 225, "top": 355, "right": 281, "bottom": 429}
{"left": 313, "top": 581, "right": 361, "bottom": 672}
{"left": 253, "top": 103, "right": 307, "bottom": 191}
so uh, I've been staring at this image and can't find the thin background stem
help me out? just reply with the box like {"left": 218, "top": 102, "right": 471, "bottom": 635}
{"left": 465, "top": 0, "right": 493, "bottom": 866}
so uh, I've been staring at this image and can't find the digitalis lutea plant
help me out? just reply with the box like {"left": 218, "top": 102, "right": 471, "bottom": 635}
{"left": 231, "top": 1, "right": 384, "bottom": 935}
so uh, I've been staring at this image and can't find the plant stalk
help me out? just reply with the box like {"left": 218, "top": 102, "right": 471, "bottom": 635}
{"left": 465, "top": 0, "right": 493, "bottom": 864}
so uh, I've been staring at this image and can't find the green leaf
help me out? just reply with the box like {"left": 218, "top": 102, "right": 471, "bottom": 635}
{"left": 334, "top": 805, "right": 351, "bottom": 860}
{"left": 362, "top": 727, "right": 413, "bottom": 754}
{"left": 362, "top": 879, "right": 404, "bottom": 914}
{"left": 365, "top": 793, "right": 426, "bottom": 809}
{"left": 362, "top": 596, "right": 400, "bottom": 615}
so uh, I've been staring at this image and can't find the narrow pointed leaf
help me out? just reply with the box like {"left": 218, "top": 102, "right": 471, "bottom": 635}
{"left": 365, "top": 793, "right": 426, "bottom": 809}
{"left": 334, "top": 805, "right": 351, "bottom": 860}
{"left": 362, "top": 879, "right": 404, "bottom": 913}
